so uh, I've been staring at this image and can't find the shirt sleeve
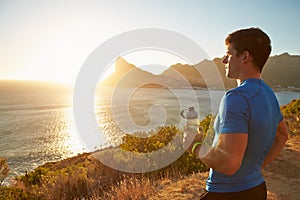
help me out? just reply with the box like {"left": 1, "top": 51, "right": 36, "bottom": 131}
{"left": 221, "top": 92, "right": 249, "bottom": 134}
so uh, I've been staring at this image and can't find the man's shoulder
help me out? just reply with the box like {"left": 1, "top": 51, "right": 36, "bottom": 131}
{"left": 226, "top": 81, "right": 261, "bottom": 100}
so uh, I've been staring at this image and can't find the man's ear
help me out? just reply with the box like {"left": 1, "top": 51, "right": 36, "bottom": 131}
{"left": 242, "top": 51, "right": 252, "bottom": 63}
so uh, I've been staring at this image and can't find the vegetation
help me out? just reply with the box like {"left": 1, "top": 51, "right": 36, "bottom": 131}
{"left": 0, "top": 158, "right": 9, "bottom": 186}
{"left": 120, "top": 126, "right": 180, "bottom": 153}
{"left": 0, "top": 99, "right": 299, "bottom": 199}
{"left": 281, "top": 98, "right": 300, "bottom": 137}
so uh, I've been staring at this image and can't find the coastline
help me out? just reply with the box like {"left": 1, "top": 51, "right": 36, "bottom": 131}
{"left": 1, "top": 96, "right": 299, "bottom": 199}
{"left": 3, "top": 135, "right": 299, "bottom": 200}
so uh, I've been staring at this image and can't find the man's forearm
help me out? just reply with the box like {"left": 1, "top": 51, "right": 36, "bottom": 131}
{"left": 200, "top": 147, "right": 236, "bottom": 175}
{"left": 262, "top": 120, "right": 288, "bottom": 168}
{"left": 197, "top": 134, "right": 248, "bottom": 175}
{"left": 262, "top": 138, "right": 286, "bottom": 167}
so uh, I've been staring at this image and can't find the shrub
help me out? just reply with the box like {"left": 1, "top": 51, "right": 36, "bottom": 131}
{"left": 281, "top": 98, "right": 300, "bottom": 136}
{"left": 281, "top": 98, "right": 300, "bottom": 116}
{"left": 120, "top": 125, "right": 179, "bottom": 153}
{"left": 0, "top": 158, "right": 9, "bottom": 186}
{"left": 17, "top": 167, "right": 49, "bottom": 187}
{"left": 0, "top": 186, "right": 29, "bottom": 200}
{"left": 119, "top": 121, "right": 212, "bottom": 175}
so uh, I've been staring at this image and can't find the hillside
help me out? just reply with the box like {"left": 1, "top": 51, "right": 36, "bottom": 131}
{"left": 100, "top": 53, "right": 300, "bottom": 89}
{"left": 262, "top": 53, "right": 300, "bottom": 89}
{"left": 100, "top": 57, "right": 157, "bottom": 87}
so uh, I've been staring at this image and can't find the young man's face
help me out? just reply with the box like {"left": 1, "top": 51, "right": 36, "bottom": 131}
{"left": 222, "top": 43, "right": 243, "bottom": 79}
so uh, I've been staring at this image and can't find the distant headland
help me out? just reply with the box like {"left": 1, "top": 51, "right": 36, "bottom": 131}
{"left": 100, "top": 53, "right": 300, "bottom": 90}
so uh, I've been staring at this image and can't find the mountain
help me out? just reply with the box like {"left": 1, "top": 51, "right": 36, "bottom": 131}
{"left": 162, "top": 59, "right": 236, "bottom": 89}
{"left": 100, "top": 53, "right": 300, "bottom": 89}
{"left": 100, "top": 57, "right": 188, "bottom": 88}
{"left": 262, "top": 53, "right": 300, "bottom": 89}
{"left": 100, "top": 57, "right": 155, "bottom": 87}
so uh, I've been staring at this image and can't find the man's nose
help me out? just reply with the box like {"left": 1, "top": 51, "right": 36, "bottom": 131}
{"left": 223, "top": 56, "right": 228, "bottom": 64}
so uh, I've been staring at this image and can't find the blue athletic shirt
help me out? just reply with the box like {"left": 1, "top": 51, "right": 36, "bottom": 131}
{"left": 206, "top": 78, "right": 283, "bottom": 192}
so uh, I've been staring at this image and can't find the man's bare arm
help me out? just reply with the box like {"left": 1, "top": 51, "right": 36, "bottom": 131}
{"left": 199, "top": 134, "right": 248, "bottom": 175}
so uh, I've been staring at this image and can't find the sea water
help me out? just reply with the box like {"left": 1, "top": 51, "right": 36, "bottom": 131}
{"left": 0, "top": 81, "right": 299, "bottom": 184}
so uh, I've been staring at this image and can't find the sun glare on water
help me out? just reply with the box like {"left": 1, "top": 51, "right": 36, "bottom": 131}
{"left": 62, "top": 108, "right": 87, "bottom": 156}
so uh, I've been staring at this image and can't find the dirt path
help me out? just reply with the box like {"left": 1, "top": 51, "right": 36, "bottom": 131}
{"left": 150, "top": 173, "right": 207, "bottom": 200}
{"left": 150, "top": 137, "right": 300, "bottom": 200}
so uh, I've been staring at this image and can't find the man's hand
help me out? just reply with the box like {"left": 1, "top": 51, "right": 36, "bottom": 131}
{"left": 183, "top": 127, "right": 203, "bottom": 153}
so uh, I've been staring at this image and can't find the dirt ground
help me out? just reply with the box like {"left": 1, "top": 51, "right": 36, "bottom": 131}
{"left": 263, "top": 136, "right": 300, "bottom": 200}
{"left": 150, "top": 136, "right": 300, "bottom": 200}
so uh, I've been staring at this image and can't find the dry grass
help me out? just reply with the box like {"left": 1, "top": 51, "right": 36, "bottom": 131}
{"left": 106, "top": 176, "right": 155, "bottom": 200}
{"left": 2, "top": 138, "right": 299, "bottom": 200}
{"left": 3, "top": 136, "right": 299, "bottom": 200}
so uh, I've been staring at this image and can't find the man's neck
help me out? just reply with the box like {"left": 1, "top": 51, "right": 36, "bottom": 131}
{"left": 237, "top": 73, "right": 261, "bottom": 86}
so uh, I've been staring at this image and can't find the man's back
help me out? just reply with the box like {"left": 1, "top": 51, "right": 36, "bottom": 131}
{"left": 207, "top": 78, "right": 282, "bottom": 192}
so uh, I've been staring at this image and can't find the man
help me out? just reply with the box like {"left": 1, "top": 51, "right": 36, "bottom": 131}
{"left": 184, "top": 28, "right": 288, "bottom": 200}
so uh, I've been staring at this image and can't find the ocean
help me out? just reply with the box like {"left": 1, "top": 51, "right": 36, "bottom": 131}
{"left": 1, "top": 81, "right": 299, "bottom": 184}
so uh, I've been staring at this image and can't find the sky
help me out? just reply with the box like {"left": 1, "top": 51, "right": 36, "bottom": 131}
{"left": 0, "top": 0, "right": 299, "bottom": 85}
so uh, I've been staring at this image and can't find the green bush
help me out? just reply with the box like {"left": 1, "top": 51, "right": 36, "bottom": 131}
{"left": 281, "top": 98, "right": 300, "bottom": 116}
{"left": 17, "top": 167, "right": 49, "bottom": 187}
{"left": 120, "top": 125, "right": 179, "bottom": 153}
{"left": 0, "top": 186, "right": 29, "bottom": 200}
{"left": 119, "top": 119, "right": 213, "bottom": 174}
{"left": 281, "top": 98, "right": 300, "bottom": 136}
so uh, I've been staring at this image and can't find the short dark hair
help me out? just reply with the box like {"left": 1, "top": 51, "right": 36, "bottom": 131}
{"left": 225, "top": 28, "right": 271, "bottom": 72}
